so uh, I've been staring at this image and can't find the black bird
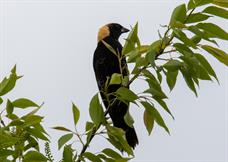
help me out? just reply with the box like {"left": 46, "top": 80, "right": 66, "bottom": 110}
{"left": 93, "top": 23, "right": 138, "bottom": 148}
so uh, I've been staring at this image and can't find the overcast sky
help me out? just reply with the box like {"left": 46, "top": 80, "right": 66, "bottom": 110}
{"left": 0, "top": 0, "right": 227, "bottom": 161}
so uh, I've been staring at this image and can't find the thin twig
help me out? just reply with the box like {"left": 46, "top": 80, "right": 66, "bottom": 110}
{"left": 162, "top": 49, "right": 176, "bottom": 54}
{"left": 74, "top": 131, "right": 85, "bottom": 147}
{"left": 126, "top": 66, "right": 148, "bottom": 87}
{"left": 0, "top": 120, "right": 6, "bottom": 127}
{"left": 76, "top": 94, "right": 118, "bottom": 162}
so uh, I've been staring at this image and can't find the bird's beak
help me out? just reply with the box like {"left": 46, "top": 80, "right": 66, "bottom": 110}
{"left": 121, "top": 27, "right": 130, "bottom": 33}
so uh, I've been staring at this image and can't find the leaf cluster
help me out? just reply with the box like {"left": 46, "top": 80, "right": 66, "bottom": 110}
{"left": 0, "top": 66, "right": 50, "bottom": 162}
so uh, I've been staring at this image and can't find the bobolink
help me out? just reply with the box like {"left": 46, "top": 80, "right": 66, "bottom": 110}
{"left": 93, "top": 23, "right": 138, "bottom": 148}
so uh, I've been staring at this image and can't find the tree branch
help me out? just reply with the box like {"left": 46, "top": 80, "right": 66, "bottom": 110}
{"left": 76, "top": 7, "right": 196, "bottom": 162}
{"left": 127, "top": 7, "right": 196, "bottom": 87}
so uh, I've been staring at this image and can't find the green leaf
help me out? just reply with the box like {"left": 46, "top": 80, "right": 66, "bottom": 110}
{"left": 110, "top": 73, "right": 122, "bottom": 85}
{"left": 144, "top": 86, "right": 167, "bottom": 99}
{"left": 107, "top": 134, "right": 123, "bottom": 153}
{"left": 188, "top": 26, "right": 217, "bottom": 45}
{"left": 195, "top": 0, "right": 213, "bottom": 7}
{"left": 58, "top": 133, "right": 73, "bottom": 150}
{"left": 98, "top": 154, "right": 122, "bottom": 162}
{"left": 26, "top": 128, "right": 49, "bottom": 141}
{"left": 142, "top": 70, "right": 162, "bottom": 86}
{"left": 196, "top": 23, "right": 228, "bottom": 40}
{"left": 106, "top": 125, "right": 133, "bottom": 155}
{"left": 0, "top": 73, "right": 18, "bottom": 96}
{"left": 186, "top": 13, "right": 211, "bottom": 23}
{"left": 124, "top": 110, "right": 134, "bottom": 128}
{"left": 106, "top": 125, "right": 125, "bottom": 137}
{"left": 9, "top": 119, "right": 24, "bottom": 126}
{"left": 166, "top": 70, "right": 178, "bottom": 91}
{"left": 144, "top": 74, "right": 167, "bottom": 99}
{"left": 141, "top": 101, "right": 170, "bottom": 134}
{"left": 187, "top": 0, "right": 195, "bottom": 10}
{"left": 6, "top": 99, "right": 14, "bottom": 115}
{"left": 89, "top": 93, "right": 104, "bottom": 125}
{"left": 143, "top": 109, "right": 154, "bottom": 135}
{"left": 134, "top": 57, "right": 148, "bottom": 69}
{"left": 52, "top": 126, "right": 72, "bottom": 132}
{"left": 83, "top": 152, "right": 102, "bottom": 162}
{"left": 169, "top": 4, "right": 187, "bottom": 27}
{"left": 170, "top": 21, "right": 187, "bottom": 29}
{"left": 0, "top": 158, "right": 11, "bottom": 162}
{"left": 203, "top": 6, "right": 228, "bottom": 19}
{"left": 149, "top": 40, "right": 164, "bottom": 54}
{"left": 0, "top": 149, "right": 15, "bottom": 157}
{"left": 213, "top": 0, "right": 228, "bottom": 8}
{"left": 0, "top": 133, "right": 19, "bottom": 147}
{"left": 126, "top": 45, "right": 150, "bottom": 63}
{"left": 85, "top": 121, "right": 94, "bottom": 132}
{"left": 11, "top": 64, "right": 17, "bottom": 73}
{"left": 23, "top": 151, "right": 48, "bottom": 162}
{"left": 102, "top": 40, "right": 118, "bottom": 56}
{"left": 126, "top": 48, "right": 140, "bottom": 63}
{"left": 102, "top": 148, "right": 122, "bottom": 160}
{"left": 172, "top": 21, "right": 186, "bottom": 29}
{"left": 139, "top": 45, "right": 150, "bottom": 54}
{"left": 181, "top": 56, "right": 211, "bottom": 81}
{"left": 122, "top": 76, "right": 129, "bottom": 87}
{"left": 196, "top": 0, "right": 213, "bottom": 6}
{"left": 85, "top": 121, "right": 95, "bottom": 143}
{"left": 22, "top": 115, "right": 43, "bottom": 127}
{"left": 23, "top": 106, "right": 41, "bottom": 118}
{"left": 173, "top": 43, "right": 194, "bottom": 56}
{"left": 163, "top": 60, "right": 183, "bottom": 71}
{"left": 188, "top": 0, "right": 213, "bottom": 9}
{"left": 116, "top": 87, "right": 138, "bottom": 102}
{"left": 145, "top": 49, "right": 156, "bottom": 67}
{"left": 191, "top": 35, "right": 201, "bottom": 44}
{"left": 197, "top": 65, "right": 212, "bottom": 81}
{"left": 6, "top": 113, "right": 19, "bottom": 120}
{"left": 97, "top": 154, "right": 108, "bottom": 161}
{"left": 180, "top": 66, "right": 198, "bottom": 96}
{"left": 194, "top": 53, "right": 218, "bottom": 81}
{"left": 72, "top": 102, "right": 80, "bottom": 126}
{"left": 24, "top": 136, "right": 39, "bottom": 151}
{"left": 156, "top": 70, "right": 163, "bottom": 83}
{"left": 63, "top": 145, "right": 73, "bottom": 162}
{"left": 201, "top": 45, "right": 228, "bottom": 66}
{"left": 0, "top": 97, "right": 3, "bottom": 105}
{"left": 12, "top": 98, "right": 39, "bottom": 108}
{"left": 173, "top": 29, "right": 196, "bottom": 48}
{"left": 34, "top": 123, "right": 49, "bottom": 136}
{"left": 153, "top": 96, "right": 174, "bottom": 119}
{"left": 122, "top": 23, "right": 139, "bottom": 55}
{"left": 116, "top": 137, "right": 134, "bottom": 156}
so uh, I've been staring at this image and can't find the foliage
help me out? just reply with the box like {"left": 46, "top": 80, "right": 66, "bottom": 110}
{"left": 53, "top": 1, "right": 228, "bottom": 161}
{"left": 0, "top": 66, "right": 49, "bottom": 162}
{"left": 1, "top": 0, "right": 227, "bottom": 161}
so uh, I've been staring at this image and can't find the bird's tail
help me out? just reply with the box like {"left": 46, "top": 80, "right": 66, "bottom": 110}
{"left": 125, "top": 127, "right": 138, "bottom": 149}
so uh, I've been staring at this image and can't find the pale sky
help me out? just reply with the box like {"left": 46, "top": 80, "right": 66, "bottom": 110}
{"left": 0, "top": 0, "right": 227, "bottom": 161}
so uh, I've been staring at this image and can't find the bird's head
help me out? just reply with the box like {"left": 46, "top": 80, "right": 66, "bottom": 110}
{"left": 97, "top": 23, "right": 129, "bottom": 42}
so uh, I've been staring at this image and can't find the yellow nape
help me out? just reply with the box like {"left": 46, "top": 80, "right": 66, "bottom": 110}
{"left": 97, "top": 25, "right": 110, "bottom": 42}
